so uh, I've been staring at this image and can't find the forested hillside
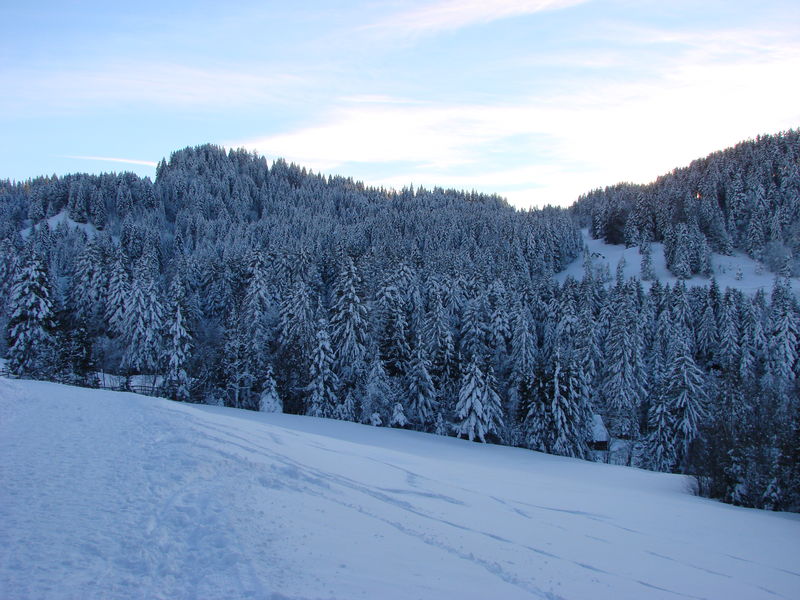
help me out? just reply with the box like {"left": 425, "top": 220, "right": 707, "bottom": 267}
{"left": 575, "top": 130, "right": 800, "bottom": 277}
{"left": 1, "top": 137, "right": 798, "bottom": 512}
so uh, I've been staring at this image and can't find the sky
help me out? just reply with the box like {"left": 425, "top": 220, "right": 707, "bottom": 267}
{"left": 1, "top": 1, "right": 799, "bottom": 208}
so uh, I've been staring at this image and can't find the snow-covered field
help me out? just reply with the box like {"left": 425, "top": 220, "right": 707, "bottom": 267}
{"left": 556, "top": 229, "right": 800, "bottom": 296}
{"left": 1, "top": 379, "right": 799, "bottom": 600}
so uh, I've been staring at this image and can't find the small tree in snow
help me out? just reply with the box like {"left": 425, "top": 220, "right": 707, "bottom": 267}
{"left": 361, "top": 356, "right": 393, "bottom": 426}
{"left": 259, "top": 364, "right": 282, "bottom": 413}
{"left": 640, "top": 241, "right": 656, "bottom": 281}
{"left": 390, "top": 401, "right": 408, "bottom": 428}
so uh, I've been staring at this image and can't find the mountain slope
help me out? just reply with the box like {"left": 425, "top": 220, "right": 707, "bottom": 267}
{"left": 555, "top": 229, "right": 800, "bottom": 296}
{"left": 1, "top": 378, "right": 798, "bottom": 600}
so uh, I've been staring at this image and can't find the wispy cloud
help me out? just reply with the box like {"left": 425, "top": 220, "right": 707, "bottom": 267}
{"left": 64, "top": 155, "right": 158, "bottom": 167}
{"left": 232, "top": 26, "right": 800, "bottom": 207}
{"left": 4, "top": 63, "right": 305, "bottom": 115}
{"left": 364, "top": 0, "right": 589, "bottom": 37}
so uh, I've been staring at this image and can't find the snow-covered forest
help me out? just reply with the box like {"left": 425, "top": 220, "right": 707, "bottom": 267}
{"left": 1, "top": 133, "right": 799, "bottom": 512}
{"left": 575, "top": 130, "right": 800, "bottom": 277}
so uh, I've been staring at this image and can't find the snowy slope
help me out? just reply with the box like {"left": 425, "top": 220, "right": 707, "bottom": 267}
{"left": 1, "top": 379, "right": 799, "bottom": 600}
{"left": 20, "top": 210, "right": 99, "bottom": 240}
{"left": 556, "top": 229, "right": 800, "bottom": 296}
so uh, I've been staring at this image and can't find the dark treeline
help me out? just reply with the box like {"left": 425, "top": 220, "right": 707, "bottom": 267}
{"left": 1, "top": 140, "right": 798, "bottom": 512}
{"left": 575, "top": 130, "right": 800, "bottom": 278}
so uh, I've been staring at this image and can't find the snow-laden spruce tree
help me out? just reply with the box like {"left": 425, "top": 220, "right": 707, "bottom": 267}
{"left": 406, "top": 344, "right": 437, "bottom": 430}
{"left": 716, "top": 293, "right": 741, "bottom": 372}
{"left": 455, "top": 358, "right": 502, "bottom": 442}
{"left": 665, "top": 323, "right": 707, "bottom": 464}
{"left": 459, "top": 296, "right": 488, "bottom": 364}
{"left": 375, "top": 283, "right": 411, "bottom": 378}
{"left": 259, "top": 363, "right": 282, "bottom": 413}
{"left": 71, "top": 240, "right": 106, "bottom": 330}
{"left": 640, "top": 240, "right": 656, "bottom": 281}
{"left": 508, "top": 301, "right": 537, "bottom": 419}
{"left": 601, "top": 289, "right": 645, "bottom": 438}
{"left": 486, "top": 279, "right": 511, "bottom": 368}
{"left": 104, "top": 249, "right": 129, "bottom": 337}
{"left": 666, "top": 223, "right": 692, "bottom": 279}
{"left": 163, "top": 274, "right": 192, "bottom": 402}
{"left": 389, "top": 400, "right": 408, "bottom": 428}
{"left": 574, "top": 300, "right": 600, "bottom": 404}
{"left": 645, "top": 390, "right": 677, "bottom": 472}
{"left": 330, "top": 256, "right": 368, "bottom": 388}
{"left": 424, "top": 289, "right": 456, "bottom": 390}
{"left": 361, "top": 355, "right": 393, "bottom": 426}
{"left": 0, "top": 239, "right": 19, "bottom": 317}
{"left": 243, "top": 250, "right": 275, "bottom": 375}
{"left": 223, "top": 308, "right": 257, "bottom": 409}
{"left": 482, "top": 366, "right": 505, "bottom": 442}
{"left": 6, "top": 252, "right": 55, "bottom": 377}
{"left": 277, "top": 280, "right": 316, "bottom": 410}
{"left": 767, "top": 276, "right": 799, "bottom": 390}
{"left": 548, "top": 356, "right": 591, "bottom": 459}
{"left": 695, "top": 296, "right": 718, "bottom": 366}
{"left": 306, "top": 319, "right": 339, "bottom": 419}
{"left": 122, "top": 253, "right": 164, "bottom": 376}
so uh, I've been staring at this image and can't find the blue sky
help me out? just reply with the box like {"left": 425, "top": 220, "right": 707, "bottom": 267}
{"left": 2, "top": 0, "right": 798, "bottom": 207}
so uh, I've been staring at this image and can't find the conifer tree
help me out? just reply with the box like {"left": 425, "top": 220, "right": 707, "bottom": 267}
{"left": 645, "top": 391, "right": 677, "bottom": 472}
{"left": 486, "top": 279, "right": 511, "bottom": 365}
{"left": 459, "top": 297, "right": 487, "bottom": 364}
{"left": 6, "top": 252, "right": 55, "bottom": 376}
{"left": 508, "top": 302, "right": 537, "bottom": 417}
{"left": 306, "top": 319, "right": 339, "bottom": 419}
{"left": 424, "top": 289, "right": 456, "bottom": 392}
{"left": 665, "top": 324, "right": 707, "bottom": 464}
{"left": 716, "top": 293, "right": 741, "bottom": 372}
{"left": 548, "top": 357, "right": 590, "bottom": 458}
{"left": 71, "top": 240, "right": 106, "bottom": 330}
{"left": 330, "top": 256, "right": 368, "bottom": 387}
{"left": 361, "top": 355, "right": 393, "bottom": 426}
{"left": 375, "top": 283, "right": 411, "bottom": 377}
{"left": 640, "top": 240, "right": 656, "bottom": 281}
{"left": 243, "top": 250, "right": 274, "bottom": 373}
{"left": 105, "top": 249, "right": 130, "bottom": 336}
{"left": 389, "top": 400, "right": 409, "bottom": 428}
{"left": 482, "top": 366, "right": 505, "bottom": 443}
{"left": 259, "top": 363, "right": 282, "bottom": 413}
{"left": 601, "top": 292, "right": 644, "bottom": 438}
{"left": 574, "top": 300, "right": 600, "bottom": 405}
{"left": 277, "top": 280, "right": 316, "bottom": 411}
{"left": 122, "top": 255, "right": 164, "bottom": 376}
{"left": 406, "top": 344, "right": 437, "bottom": 429}
{"left": 767, "top": 277, "right": 799, "bottom": 389}
{"left": 455, "top": 359, "right": 502, "bottom": 442}
{"left": 695, "top": 297, "right": 718, "bottom": 365}
{"left": 163, "top": 274, "right": 192, "bottom": 402}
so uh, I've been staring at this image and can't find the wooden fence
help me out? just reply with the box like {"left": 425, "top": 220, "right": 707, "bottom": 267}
{"left": 0, "top": 369, "right": 166, "bottom": 399}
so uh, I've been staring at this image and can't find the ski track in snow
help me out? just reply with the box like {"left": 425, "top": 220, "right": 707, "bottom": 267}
{"left": 2, "top": 379, "right": 799, "bottom": 600}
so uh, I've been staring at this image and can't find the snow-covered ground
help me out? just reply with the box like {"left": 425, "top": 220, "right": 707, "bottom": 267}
{"left": 556, "top": 229, "right": 800, "bottom": 296}
{"left": 20, "top": 210, "right": 99, "bottom": 240}
{"left": 1, "top": 379, "right": 799, "bottom": 600}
